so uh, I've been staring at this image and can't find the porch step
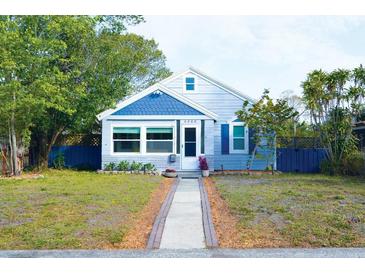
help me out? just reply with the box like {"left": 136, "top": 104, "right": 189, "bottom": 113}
{"left": 177, "top": 171, "right": 201, "bottom": 179}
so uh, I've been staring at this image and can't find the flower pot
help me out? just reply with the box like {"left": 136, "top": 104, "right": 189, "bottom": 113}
{"left": 163, "top": 171, "right": 177, "bottom": 178}
{"left": 202, "top": 170, "right": 209, "bottom": 177}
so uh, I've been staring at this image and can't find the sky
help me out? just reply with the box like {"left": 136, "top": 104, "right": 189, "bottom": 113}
{"left": 129, "top": 16, "right": 365, "bottom": 99}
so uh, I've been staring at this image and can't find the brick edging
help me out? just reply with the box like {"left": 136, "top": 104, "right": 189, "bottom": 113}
{"left": 199, "top": 177, "right": 219, "bottom": 248}
{"left": 146, "top": 177, "right": 179, "bottom": 249}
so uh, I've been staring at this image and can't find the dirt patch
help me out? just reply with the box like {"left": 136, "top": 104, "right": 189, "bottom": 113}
{"left": 109, "top": 178, "right": 174, "bottom": 249}
{"left": 204, "top": 177, "right": 243, "bottom": 248}
{"left": 0, "top": 173, "right": 44, "bottom": 180}
{"left": 204, "top": 177, "right": 290, "bottom": 248}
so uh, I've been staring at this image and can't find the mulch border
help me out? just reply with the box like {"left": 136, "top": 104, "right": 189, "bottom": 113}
{"left": 198, "top": 177, "right": 219, "bottom": 248}
{"left": 146, "top": 177, "right": 179, "bottom": 249}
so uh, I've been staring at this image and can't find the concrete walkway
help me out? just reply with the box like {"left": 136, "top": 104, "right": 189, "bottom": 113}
{"left": 159, "top": 178, "right": 205, "bottom": 249}
{"left": 2, "top": 248, "right": 365, "bottom": 258}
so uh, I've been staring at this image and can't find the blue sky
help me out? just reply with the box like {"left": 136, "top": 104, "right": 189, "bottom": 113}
{"left": 130, "top": 16, "right": 365, "bottom": 99}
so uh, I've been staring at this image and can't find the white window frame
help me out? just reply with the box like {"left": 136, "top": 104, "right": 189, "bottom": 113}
{"left": 183, "top": 76, "right": 197, "bottom": 92}
{"left": 111, "top": 121, "right": 176, "bottom": 156}
{"left": 229, "top": 121, "right": 249, "bottom": 154}
{"left": 146, "top": 126, "right": 174, "bottom": 155}
{"left": 112, "top": 127, "right": 141, "bottom": 154}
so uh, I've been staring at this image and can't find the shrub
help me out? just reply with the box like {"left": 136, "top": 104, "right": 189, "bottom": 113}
{"left": 320, "top": 159, "right": 332, "bottom": 175}
{"left": 117, "top": 160, "right": 129, "bottom": 171}
{"left": 144, "top": 163, "right": 156, "bottom": 172}
{"left": 342, "top": 151, "right": 365, "bottom": 176}
{"left": 198, "top": 156, "right": 209, "bottom": 170}
{"left": 104, "top": 162, "right": 116, "bottom": 171}
{"left": 53, "top": 152, "right": 65, "bottom": 169}
{"left": 130, "top": 161, "right": 143, "bottom": 172}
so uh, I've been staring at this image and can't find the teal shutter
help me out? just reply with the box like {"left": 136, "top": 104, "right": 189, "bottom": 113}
{"left": 221, "top": 124, "right": 229, "bottom": 154}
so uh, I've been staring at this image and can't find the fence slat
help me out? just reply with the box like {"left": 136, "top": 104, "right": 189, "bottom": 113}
{"left": 48, "top": 146, "right": 101, "bottom": 170}
{"left": 277, "top": 148, "right": 327, "bottom": 173}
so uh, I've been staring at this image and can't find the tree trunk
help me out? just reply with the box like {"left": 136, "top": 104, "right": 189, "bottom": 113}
{"left": 10, "top": 112, "right": 19, "bottom": 176}
{"left": 247, "top": 143, "right": 258, "bottom": 175}
{"left": 32, "top": 127, "right": 65, "bottom": 169}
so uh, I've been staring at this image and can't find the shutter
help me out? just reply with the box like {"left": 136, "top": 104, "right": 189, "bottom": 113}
{"left": 221, "top": 124, "right": 229, "bottom": 154}
{"left": 201, "top": 120, "right": 205, "bottom": 154}
{"left": 248, "top": 128, "right": 256, "bottom": 154}
{"left": 176, "top": 120, "right": 180, "bottom": 154}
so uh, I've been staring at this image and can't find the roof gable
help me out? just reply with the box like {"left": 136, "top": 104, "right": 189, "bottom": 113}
{"left": 161, "top": 67, "right": 256, "bottom": 103}
{"left": 97, "top": 84, "right": 218, "bottom": 120}
{"left": 112, "top": 90, "right": 204, "bottom": 116}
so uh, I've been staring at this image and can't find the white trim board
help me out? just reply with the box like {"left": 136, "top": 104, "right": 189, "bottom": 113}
{"left": 97, "top": 83, "right": 218, "bottom": 121}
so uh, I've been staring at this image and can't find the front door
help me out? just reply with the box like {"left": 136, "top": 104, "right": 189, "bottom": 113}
{"left": 181, "top": 125, "right": 199, "bottom": 170}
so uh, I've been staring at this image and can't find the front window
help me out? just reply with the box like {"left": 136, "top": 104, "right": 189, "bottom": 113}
{"left": 113, "top": 127, "right": 140, "bottom": 153}
{"left": 185, "top": 77, "right": 195, "bottom": 91}
{"left": 146, "top": 127, "right": 173, "bottom": 153}
{"left": 233, "top": 125, "right": 245, "bottom": 150}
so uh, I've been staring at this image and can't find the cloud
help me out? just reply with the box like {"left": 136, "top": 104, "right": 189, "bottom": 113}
{"left": 130, "top": 16, "right": 365, "bottom": 98}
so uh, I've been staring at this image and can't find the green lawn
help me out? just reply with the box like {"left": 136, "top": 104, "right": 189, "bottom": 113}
{"left": 0, "top": 170, "right": 162, "bottom": 249}
{"left": 214, "top": 174, "right": 365, "bottom": 247}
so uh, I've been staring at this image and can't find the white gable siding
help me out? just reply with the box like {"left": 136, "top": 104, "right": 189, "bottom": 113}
{"left": 164, "top": 73, "right": 245, "bottom": 121}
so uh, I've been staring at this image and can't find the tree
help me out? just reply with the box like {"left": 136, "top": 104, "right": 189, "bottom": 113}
{"left": 28, "top": 16, "right": 171, "bottom": 168}
{"left": 0, "top": 16, "right": 171, "bottom": 173}
{"left": 301, "top": 65, "right": 365, "bottom": 174}
{"left": 236, "top": 89, "right": 298, "bottom": 174}
{"left": 0, "top": 16, "right": 69, "bottom": 175}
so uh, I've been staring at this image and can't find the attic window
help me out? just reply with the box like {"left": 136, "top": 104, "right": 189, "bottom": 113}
{"left": 185, "top": 77, "right": 195, "bottom": 91}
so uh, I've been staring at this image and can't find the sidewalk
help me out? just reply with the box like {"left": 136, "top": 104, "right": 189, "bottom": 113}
{"left": 159, "top": 178, "right": 205, "bottom": 249}
{"left": 1, "top": 248, "right": 365, "bottom": 258}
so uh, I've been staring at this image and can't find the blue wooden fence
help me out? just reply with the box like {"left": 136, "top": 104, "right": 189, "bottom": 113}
{"left": 277, "top": 148, "right": 327, "bottom": 173}
{"left": 48, "top": 146, "right": 101, "bottom": 170}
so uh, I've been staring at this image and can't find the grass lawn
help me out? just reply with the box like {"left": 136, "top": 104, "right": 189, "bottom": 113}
{"left": 0, "top": 170, "right": 163, "bottom": 249}
{"left": 212, "top": 174, "right": 365, "bottom": 247}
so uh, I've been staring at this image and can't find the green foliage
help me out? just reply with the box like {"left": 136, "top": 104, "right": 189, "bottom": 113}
{"left": 0, "top": 16, "right": 171, "bottom": 170}
{"left": 236, "top": 89, "right": 298, "bottom": 171}
{"left": 144, "top": 163, "right": 157, "bottom": 172}
{"left": 117, "top": 160, "right": 129, "bottom": 171}
{"left": 104, "top": 162, "right": 116, "bottom": 171}
{"left": 130, "top": 161, "right": 143, "bottom": 172}
{"left": 53, "top": 152, "right": 65, "bottom": 169}
{"left": 342, "top": 151, "right": 365, "bottom": 176}
{"left": 302, "top": 66, "right": 365, "bottom": 175}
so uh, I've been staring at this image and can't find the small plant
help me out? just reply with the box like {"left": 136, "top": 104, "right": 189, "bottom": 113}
{"left": 130, "top": 161, "right": 143, "bottom": 173}
{"left": 104, "top": 162, "right": 116, "bottom": 171}
{"left": 198, "top": 156, "right": 209, "bottom": 170}
{"left": 53, "top": 152, "right": 65, "bottom": 169}
{"left": 117, "top": 160, "right": 129, "bottom": 172}
{"left": 144, "top": 163, "right": 156, "bottom": 173}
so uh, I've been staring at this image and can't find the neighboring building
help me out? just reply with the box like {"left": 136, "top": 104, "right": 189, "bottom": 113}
{"left": 97, "top": 67, "right": 273, "bottom": 171}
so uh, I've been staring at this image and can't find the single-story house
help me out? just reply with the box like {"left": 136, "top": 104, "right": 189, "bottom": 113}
{"left": 97, "top": 67, "right": 274, "bottom": 171}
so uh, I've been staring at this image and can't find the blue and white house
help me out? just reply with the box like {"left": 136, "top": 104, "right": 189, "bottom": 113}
{"left": 97, "top": 67, "right": 273, "bottom": 171}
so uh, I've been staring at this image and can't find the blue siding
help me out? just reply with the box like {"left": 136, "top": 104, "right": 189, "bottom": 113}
{"left": 49, "top": 146, "right": 101, "bottom": 170}
{"left": 221, "top": 124, "right": 229, "bottom": 154}
{"left": 112, "top": 91, "right": 203, "bottom": 116}
{"left": 277, "top": 148, "right": 327, "bottom": 173}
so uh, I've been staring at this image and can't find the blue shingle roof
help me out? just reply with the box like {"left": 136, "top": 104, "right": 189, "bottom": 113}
{"left": 112, "top": 90, "right": 204, "bottom": 116}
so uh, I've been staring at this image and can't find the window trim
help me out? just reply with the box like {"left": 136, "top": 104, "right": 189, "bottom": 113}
{"left": 112, "top": 127, "right": 141, "bottom": 154}
{"left": 229, "top": 122, "right": 249, "bottom": 154}
{"left": 183, "top": 76, "right": 197, "bottom": 92}
{"left": 146, "top": 127, "right": 174, "bottom": 154}
{"left": 111, "top": 123, "right": 176, "bottom": 156}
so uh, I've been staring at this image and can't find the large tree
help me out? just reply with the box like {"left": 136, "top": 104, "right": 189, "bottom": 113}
{"left": 0, "top": 16, "right": 171, "bottom": 172}
{"left": 301, "top": 65, "right": 365, "bottom": 174}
